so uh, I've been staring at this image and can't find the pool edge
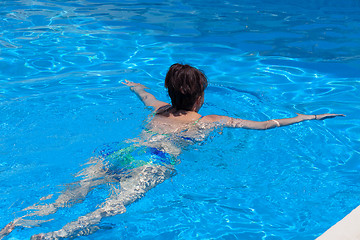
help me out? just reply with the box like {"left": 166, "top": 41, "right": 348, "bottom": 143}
{"left": 316, "top": 205, "right": 360, "bottom": 240}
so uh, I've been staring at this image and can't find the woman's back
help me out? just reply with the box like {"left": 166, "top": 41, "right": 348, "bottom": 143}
{"left": 138, "top": 107, "right": 208, "bottom": 156}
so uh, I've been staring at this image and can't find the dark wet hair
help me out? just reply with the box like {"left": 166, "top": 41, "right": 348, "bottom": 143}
{"left": 165, "top": 63, "right": 208, "bottom": 111}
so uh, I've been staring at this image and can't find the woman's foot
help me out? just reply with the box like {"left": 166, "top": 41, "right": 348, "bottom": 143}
{"left": 30, "top": 233, "right": 45, "bottom": 240}
{"left": 0, "top": 221, "right": 16, "bottom": 239}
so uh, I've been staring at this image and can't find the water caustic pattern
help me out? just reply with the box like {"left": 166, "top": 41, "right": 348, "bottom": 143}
{"left": 1, "top": 0, "right": 360, "bottom": 239}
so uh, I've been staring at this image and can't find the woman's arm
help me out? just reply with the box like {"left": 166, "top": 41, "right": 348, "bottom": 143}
{"left": 122, "top": 80, "right": 169, "bottom": 111}
{"left": 202, "top": 113, "right": 345, "bottom": 130}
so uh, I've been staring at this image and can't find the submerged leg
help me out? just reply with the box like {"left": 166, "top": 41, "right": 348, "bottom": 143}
{"left": 31, "top": 164, "right": 174, "bottom": 239}
{"left": 26, "top": 159, "right": 110, "bottom": 216}
{"left": 0, "top": 158, "right": 109, "bottom": 239}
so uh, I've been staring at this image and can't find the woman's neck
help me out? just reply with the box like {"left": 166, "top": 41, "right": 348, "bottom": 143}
{"left": 156, "top": 106, "right": 201, "bottom": 120}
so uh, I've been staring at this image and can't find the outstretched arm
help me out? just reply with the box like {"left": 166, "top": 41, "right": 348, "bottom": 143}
{"left": 122, "top": 80, "right": 169, "bottom": 111}
{"left": 202, "top": 113, "right": 345, "bottom": 130}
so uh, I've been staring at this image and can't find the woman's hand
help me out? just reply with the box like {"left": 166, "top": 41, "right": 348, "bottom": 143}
{"left": 313, "top": 113, "right": 346, "bottom": 120}
{"left": 122, "top": 80, "right": 147, "bottom": 90}
{"left": 121, "top": 80, "right": 169, "bottom": 110}
{"left": 296, "top": 113, "right": 345, "bottom": 121}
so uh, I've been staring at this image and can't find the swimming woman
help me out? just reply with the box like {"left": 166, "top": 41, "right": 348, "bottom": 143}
{"left": 0, "top": 63, "right": 344, "bottom": 239}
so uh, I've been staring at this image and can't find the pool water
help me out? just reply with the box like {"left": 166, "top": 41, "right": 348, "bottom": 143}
{"left": 1, "top": 0, "right": 360, "bottom": 239}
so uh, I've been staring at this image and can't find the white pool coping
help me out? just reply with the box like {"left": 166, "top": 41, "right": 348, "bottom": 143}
{"left": 316, "top": 205, "right": 360, "bottom": 240}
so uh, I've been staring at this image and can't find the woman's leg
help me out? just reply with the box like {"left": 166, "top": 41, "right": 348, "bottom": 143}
{"left": 26, "top": 159, "right": 111, "bottom": 216}
{"left": 31, "top": 164, "right": 174, "bottom": 239}
{"left": 0, "top": 158, "right": 109, "bottom": 239}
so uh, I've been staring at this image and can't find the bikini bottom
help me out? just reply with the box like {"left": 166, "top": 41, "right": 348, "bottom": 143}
{"left": 94, "top": 142, "right": 177, "bottom": 176}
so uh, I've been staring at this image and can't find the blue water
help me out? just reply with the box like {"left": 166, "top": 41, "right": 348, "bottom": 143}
{"left": 1, "top": 0, "right": 360, "bottom": 239}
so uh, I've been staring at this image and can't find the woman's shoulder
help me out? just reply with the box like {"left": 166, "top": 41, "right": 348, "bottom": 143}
{"left": 198, "top": 114, "right": 231, "bottom": 123}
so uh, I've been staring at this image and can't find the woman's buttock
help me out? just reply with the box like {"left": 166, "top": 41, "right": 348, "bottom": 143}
{"left": 94, "top": 142, "right": 177, "bottom": 178}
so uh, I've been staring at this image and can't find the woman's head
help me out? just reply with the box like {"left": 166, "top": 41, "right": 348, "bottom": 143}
{"left": 165, "top": 63, "right": 208, "bottom": 112}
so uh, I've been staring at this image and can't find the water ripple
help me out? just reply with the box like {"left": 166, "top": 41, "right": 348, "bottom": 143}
{"left": 1, "top": 0, "right": 359, "bottom": 239}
